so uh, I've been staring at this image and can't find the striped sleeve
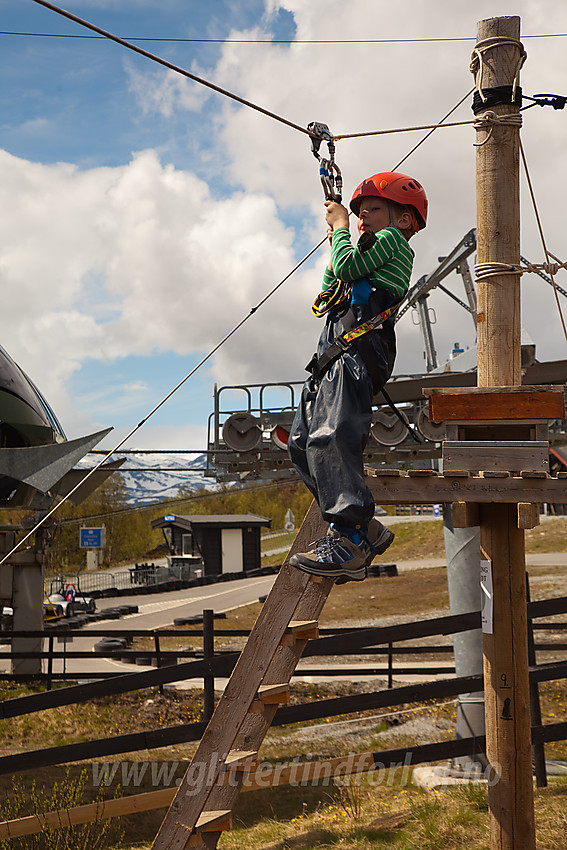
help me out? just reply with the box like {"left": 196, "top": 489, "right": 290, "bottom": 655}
{"left": 331, "top": 225, "right": 414, "bottom": 299}
{"left": 322, "top": 266, "right": 337, "bottom": 292}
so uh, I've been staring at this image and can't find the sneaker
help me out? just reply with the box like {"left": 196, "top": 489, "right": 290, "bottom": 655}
{"left": 290, "top": 528, "right": 369, "bottom": 582}
{"left": 333, "top": 519, "right": 394, "bottom": 585}
{"left": 366, "top": 517, "right": 395, "bottom": 562}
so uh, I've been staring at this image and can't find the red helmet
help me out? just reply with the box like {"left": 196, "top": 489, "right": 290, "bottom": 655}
{"left": 350, "top": 172, "right": 428, "bottom": 233}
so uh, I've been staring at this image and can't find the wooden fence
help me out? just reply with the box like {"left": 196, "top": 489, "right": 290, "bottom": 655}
{"left": 0, "top": 594, "right": 565, "bottom": 838}
{"left": 0, "top": 594, "right": 565, "bottom": 777}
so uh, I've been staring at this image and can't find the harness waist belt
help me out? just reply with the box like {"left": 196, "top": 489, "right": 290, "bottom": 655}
{"left": 307, "top": 304, "right": 398, "bottom": 380}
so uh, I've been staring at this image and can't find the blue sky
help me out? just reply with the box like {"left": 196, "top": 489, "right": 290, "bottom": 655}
{"left": 2, "top": 1, "right": 567, "bottom": 452}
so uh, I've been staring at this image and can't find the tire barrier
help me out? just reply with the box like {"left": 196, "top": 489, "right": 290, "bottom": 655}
{"left": 368, "top": 563, "right": 399, "bottom": 578}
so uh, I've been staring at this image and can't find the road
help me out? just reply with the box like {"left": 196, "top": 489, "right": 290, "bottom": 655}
{"left": 0, "top": 574, "right": 276, "bottom": 680}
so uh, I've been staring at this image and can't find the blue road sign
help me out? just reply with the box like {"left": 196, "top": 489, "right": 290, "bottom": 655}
{"left": 80, "top": 527, "right": 106, "bottom": 548}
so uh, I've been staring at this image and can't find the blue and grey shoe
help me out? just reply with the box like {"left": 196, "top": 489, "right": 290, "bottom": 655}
{"left": 331, "top": 518, "right": 395, "bottom": 585}
{"left": 290, "top": 527, "right": 370, "bottom": 582}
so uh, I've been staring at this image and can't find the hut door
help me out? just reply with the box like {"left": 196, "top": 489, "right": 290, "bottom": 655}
{"left": 221, "top": 528, "right": 243, "bottom": 574}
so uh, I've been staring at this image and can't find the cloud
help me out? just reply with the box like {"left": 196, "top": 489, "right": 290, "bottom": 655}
{"left": 106, "top": 423, "right": 209, "bottom": 452}
{"left": 125, "top": 61, "right": 208, "bottom": 117}
{"left": 2, "top": 0, "right": 567, "bottom": 448}
{"left": 0, "top": 145, "right": 317, "bottom": 435}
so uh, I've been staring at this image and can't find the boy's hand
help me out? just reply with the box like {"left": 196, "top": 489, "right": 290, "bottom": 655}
{"left": 325, "top": 200, "right": 349, "bottom": 231}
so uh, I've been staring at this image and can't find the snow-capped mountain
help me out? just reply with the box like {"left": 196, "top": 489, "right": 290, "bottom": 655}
{"left": 82, "top": 452, "right": 217, "bottom": 505}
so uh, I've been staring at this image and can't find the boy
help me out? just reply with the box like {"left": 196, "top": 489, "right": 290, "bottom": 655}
{"left": 288, "top": 171, "right": 427, "bottom": 582}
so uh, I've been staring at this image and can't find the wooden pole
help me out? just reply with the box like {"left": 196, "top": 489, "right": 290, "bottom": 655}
{"left": 474, "top": 16, "right": 536, "bottom": 850}
{"left": 475, "top": 17, "right": 522, "bottom": 387}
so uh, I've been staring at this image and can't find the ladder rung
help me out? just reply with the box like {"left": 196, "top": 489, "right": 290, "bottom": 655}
{"left": 281, "top": 620, "right": 319, "bottom": 645}
{"left": 194, "top": 810, "right": 232, "bottom": 833}
{"left": 249, "top": 683, "right": 290, "bottom": 713}
{"left": 224, "top": 750, "right": 259, "bottom": 768}
{"left": 257, "top": 683, "right": 290, "bottom": 702}
{"left": 287, "top": 619, "right": 318, "bottom": 634}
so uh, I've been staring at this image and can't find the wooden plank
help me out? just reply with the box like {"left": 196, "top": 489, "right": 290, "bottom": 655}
{"left": 480, "top": 504, "right": 535, "bottom": 850}
{"left": 442, "top": 441, "right": 549, "bottom": 473}
{"left": 281, "top": 620, "right": 319, "bottom": 646}
{"left": 364, "top": 470, "right": 567, "bottom": 504}
{"left": 257, "top": 683, "right": 290, "bottom": 700}
{"left": 250, "top": 684, "right": 290, "bottom": 711}
{"left": 424, "top": 384, "right": 564, "bottom": 395}
{"left": 287, "top": 620, "right": 318, "bottom": 633}
{"left": 151, "top": 500, "right": 329, "bottom": 850}
{"left": 518, "top": 503, "right": 540, "bottom": 530}
{"left": 452, "top": 501, "right": 479, "bottom": 528}
{"left": 195, "top": 811, "right": 232, "bottom": 832}
{"left": 0, "top": 654, "right": 237, "bottom": 720}
{"left": 224, "top": 750, "right": 258, "bottom": 767}
{"left": 0, "top": 788, "right": 176, "bottom": 839}
{"left": 426, "top": 388, "right": 564, "bottom": 421}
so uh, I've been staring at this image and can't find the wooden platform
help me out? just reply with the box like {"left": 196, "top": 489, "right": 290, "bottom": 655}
{"left": 365, "top": 468, "right": 567, "bottom": 504}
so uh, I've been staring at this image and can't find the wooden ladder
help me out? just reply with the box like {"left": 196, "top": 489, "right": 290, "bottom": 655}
{"left": 152, "top": 501, "right": 332, "bottom": 850}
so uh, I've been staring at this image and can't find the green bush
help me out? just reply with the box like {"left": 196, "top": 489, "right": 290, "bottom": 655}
{"left": 0, "top": 768, "right": 123, "bottom": 849}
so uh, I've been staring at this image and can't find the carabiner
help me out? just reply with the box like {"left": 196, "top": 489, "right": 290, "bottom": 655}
{"left": 307, "top": 121, "right": 342, "bottom": 203}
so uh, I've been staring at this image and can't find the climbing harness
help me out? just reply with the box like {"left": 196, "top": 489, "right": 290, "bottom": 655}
{"left": 311, "top": 280, "right": 352, "bottom": 317}
{"left": 307, "top": 303, "right": 400, "bottom": 381}
{"left": 307, "top": 121, "right": 343, "bottom": 202}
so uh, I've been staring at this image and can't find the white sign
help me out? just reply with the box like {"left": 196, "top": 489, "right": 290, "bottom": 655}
{"left": 480, "top": 559, "right": 493, "bottom": 634}
{"left": 284, "top": 508, "right": 295, "bottom": 532}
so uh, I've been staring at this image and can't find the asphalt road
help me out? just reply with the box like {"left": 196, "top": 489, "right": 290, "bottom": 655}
{"left": 0, "top": 574, "right": 276, "bottom": 680}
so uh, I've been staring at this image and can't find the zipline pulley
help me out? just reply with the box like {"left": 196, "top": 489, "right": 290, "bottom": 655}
{"left": 307, "top": 121, "right": 342, "bottom": 203}
{"left": 523, "top": 92, "right": 567, "bottom": 110}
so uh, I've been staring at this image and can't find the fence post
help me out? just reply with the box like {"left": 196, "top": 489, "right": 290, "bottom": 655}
{"left": 203, "top": 609, "right": 215, "bottom": 721}
{"left": 46, "top": 634, "right": 54, "bottom": 691}
{"left": 387, "top": 643, "right": 394, "bottom": 689}
{"left": 154, "top": 634, "right": 164, "bottom": 695}
{"left": 526, "top": 574, "right": 547, "bottom": 787}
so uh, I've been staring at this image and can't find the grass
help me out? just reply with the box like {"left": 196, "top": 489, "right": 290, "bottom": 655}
{"left": 213, "top": 777, "right": 567, "bottom": 850}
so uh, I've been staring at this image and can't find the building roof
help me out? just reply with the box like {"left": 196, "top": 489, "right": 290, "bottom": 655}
{"left": 151, "top": 513, "right": 271, "bottom": 531}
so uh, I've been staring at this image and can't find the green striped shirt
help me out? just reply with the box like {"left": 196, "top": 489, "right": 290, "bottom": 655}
{"left": 323, "top": 225, "right": 414, "bottom": 300}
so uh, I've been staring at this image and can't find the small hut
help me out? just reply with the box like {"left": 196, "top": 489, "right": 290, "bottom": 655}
{"left": 151, "top": 513, "right": 271, "bottom": 577}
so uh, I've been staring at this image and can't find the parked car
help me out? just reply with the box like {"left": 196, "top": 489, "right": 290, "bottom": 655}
{"left": 44, "top": 583, "right": 96, "bottom": 618}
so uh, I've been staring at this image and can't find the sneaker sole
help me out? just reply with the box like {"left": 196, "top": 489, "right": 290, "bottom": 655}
{"left": 290, "top": 556, "right": 366, "bottom": 582}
